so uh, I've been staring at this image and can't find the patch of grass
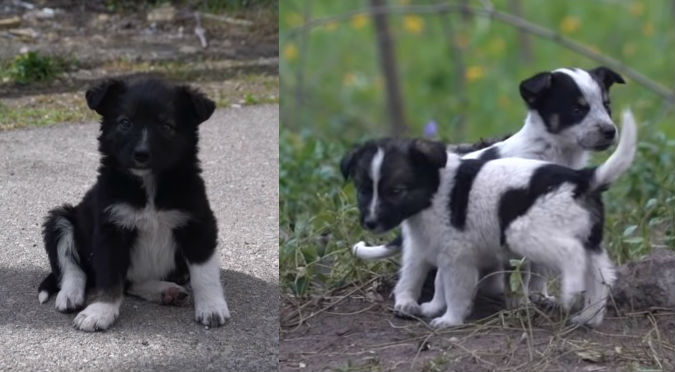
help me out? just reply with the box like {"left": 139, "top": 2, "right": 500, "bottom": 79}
{"left": 2, "top": 52, "right": 77, "bottom": 84}
{"left": 0, "top": 99, "right": 94, "bottom": 130}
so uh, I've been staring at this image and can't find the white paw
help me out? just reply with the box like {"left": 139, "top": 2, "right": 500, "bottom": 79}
{"left": 505, "top": 294, "right": 528, "bottom": 310}
{"left": 430, "top": 315, "right": 463, "bottom": 329}
{"left": 394, "top": 299, "right": 420, "bottom": 316}
{"left": 352, "top": 241, "right": 366, "bottom": 256}
{"left": 419, "top": 301, "right": 444, "bottom": 318}
{"left": 195, "top": 298, "right": 231, "bottom": 327}
{"left": 73, "top": 302, "right": 119, "bottom": 332}
{"left": 55, "top": 286, "right": 85, "bottom": 313}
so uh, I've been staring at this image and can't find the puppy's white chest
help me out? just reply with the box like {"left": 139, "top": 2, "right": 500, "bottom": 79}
{"left": 106, "top": 203, "right": 190, "bottom": 282}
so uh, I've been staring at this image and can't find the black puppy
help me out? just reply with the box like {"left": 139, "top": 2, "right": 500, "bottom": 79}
{"left": 37, "top": 78, "right": 230, "bottom": 331}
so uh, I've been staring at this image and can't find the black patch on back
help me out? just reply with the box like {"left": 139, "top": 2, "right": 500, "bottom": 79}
{"left": 498, "top": 164, "right": 597, "bottom": 245}
{"left": 449, "top": 159, "right": 488, "bottom": 229}
{"left": 478, "top": 146, "right": 500, "bottom": 161}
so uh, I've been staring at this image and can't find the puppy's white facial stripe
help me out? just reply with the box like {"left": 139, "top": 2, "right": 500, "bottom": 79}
{"left": 555, "top": 68, "right": 608, "bottom": 118}
{"left": 369, "top": 148, "right": 384, "bottom": 220}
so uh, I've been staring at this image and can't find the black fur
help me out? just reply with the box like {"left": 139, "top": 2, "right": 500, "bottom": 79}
{"left": 448, "top": 134, "right": 511, "bottom": 155}
{"left": 449, "top": 159, "right": 488, "bottom": 229}
{"left": 341, "top": 138, "right": 446, "bottom": 232}
{"left": 497, "top": 164, "right": 602, "bottom": 251}
{"left": 478, "top": 146, "right": 501, "bottom": 161}
{"left": 39, "top": 78, "right": 217, "bottom": 301}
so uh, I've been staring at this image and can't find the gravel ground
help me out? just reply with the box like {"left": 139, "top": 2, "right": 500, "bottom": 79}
{"left": 0, "top": 105, "right": 279, "bottom": 372}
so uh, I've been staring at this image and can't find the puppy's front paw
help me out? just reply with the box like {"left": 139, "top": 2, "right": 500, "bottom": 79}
{"left": 352, "top": 241, "right": 366, "bottom": 256}
{"left": 394, "top": 299, "right": 421, "bottom": 317}
{"left": 161, "top": 285, "right": 190, "bottom": 306}
{"left": 55, "top": 286, "right": 85, "bottom": 313}
{"left": 195, "top": 298, "right": 230, "bottom": 327}
{"left": 419, "top": 300, "right": 444, "bottom": 318}
{"left": 430, "top": 315, "right": 463, "bottom": 329}
{"left": 73, "top": 302, "right": 119, "bottom": 332}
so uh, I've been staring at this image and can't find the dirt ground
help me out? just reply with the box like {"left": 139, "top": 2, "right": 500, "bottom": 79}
{"left": 280, "top": 281, "right": 675, "bottom": 372}
{"left": 0, "top": 1, "right": 278, "bottom": 129}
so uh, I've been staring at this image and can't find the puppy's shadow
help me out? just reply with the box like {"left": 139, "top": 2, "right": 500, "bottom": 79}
{"left": 0, "top": 266, "right": 278, "bottom": 333}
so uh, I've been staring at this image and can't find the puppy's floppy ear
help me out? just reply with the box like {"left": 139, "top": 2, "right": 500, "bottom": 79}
{"left": 340, "top": 145, "right": 361, "bottom": 180}
{"left": 519, "top": 72, "right": 552, "bottom": 106}
{"left": 179, "top": 85, "right": 216, "bottom": 125}
{"left": 86, "top": 79, "right": 125, "bottom": 116}
{"left": 590, "top": 66, "right": 625, "bottom": 89}
{"left": 411, "top": 139, "right": 447, "bottom": 169}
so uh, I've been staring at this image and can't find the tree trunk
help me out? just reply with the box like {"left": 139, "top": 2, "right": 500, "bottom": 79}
{"left": 370, "top": 0, "right": 407, "bottom": 136}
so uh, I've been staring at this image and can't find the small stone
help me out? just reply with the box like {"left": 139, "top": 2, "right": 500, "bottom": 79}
{"left": 0, "top": 16, "right": 21, "bottom": 29}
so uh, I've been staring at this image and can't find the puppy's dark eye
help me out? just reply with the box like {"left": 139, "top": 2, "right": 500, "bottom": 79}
{"left": 388, "top": 186, "right": 407, "bottom": 196}
{"left": 572, "top": 104, "right": 587, "bottom": 116}
{"left": 118, "top": 118, "right": 132, "bottom": 131}
{"left": 161, "top": 122, "right": 175, "bottom": 135}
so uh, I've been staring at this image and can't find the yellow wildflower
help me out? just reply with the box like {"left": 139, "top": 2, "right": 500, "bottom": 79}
{"left": 629, "top": 2, "right": 644, "bottom": 16}
{"left": 454, "top": 33, "right": 468, "bottom": 49}
{"left": 403, "top": 15, "right": 424, "bottom": 34}
{"left": 343, "top": 72, "right": 357, "bottom": 86}
{"left": 286, "top": 12, "right": 303, "bottom": 28}
{"left": 352, "top": 13, "right": 368, "bottom": 29}
{"left": 323, "top": 21, "right": 338, "bottom": 32}
{"left": 643, "top": 22, "right": 654, "bottom": 36}
{"left": 559, "top": 16, "right": 580, "bottom": 34}
{"left": 623, "top": 43, "right": 636, "bottom": 56}
{"left": 283, "top": 43, "right": 298, "bottom": 62}
{"left": 465, "top": 66, "right": 485, "bottom": 82}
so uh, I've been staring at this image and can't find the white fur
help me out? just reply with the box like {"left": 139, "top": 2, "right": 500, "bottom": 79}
{"left": 105, "top": 175, "right": 190, "bottom": 283}
{"left": 74, "top": 299, "right": 122, "bottom": 332}
{"left": 592, "top": 109, "right": 637, "bottom": 188}
{"left": 190, "top": 253, "right": 230, "bottom": 326}
{"left": 352, "top": 241, "right": 397, "bottom": 260}
{"left": 53, "top": 217, "right": 86, "bottom": 312}
{"left": 368, "top": 148, "right": 384, "bottom": 221}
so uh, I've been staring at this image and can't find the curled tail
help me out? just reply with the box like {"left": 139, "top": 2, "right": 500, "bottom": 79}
{"left": 38, "top": 204, "right": 77, "bottom": 303}
{"left": 352, "top": 234, "right": 402, "bottom": 260}
{"left": 591, "top": 109, "right": 637, "bottom": 191}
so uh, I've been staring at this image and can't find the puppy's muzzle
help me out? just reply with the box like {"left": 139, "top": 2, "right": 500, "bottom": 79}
{"left": 133, "top": 149, "right": 151, "bottom": 168}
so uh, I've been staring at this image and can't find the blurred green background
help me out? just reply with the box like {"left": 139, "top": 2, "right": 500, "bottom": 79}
{"left": 279, "top": 0, "right": 675, "bottom": 295}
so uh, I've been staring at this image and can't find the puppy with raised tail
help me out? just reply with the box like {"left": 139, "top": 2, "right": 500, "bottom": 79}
{"left": 342, "top": 109, "right": 636, "bottom": 327}
{"left": 351, "top": 66, "right": 626, "bottom": 314}
{"left": 37, "top": 78, "right": 230, "bottom": 331}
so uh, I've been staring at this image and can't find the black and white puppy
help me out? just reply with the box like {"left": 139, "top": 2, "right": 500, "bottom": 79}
{"left": 341, "top": 110, "right": 636, "bottom": 328}
{"left": 351, "top": 66, "right": 625, "bottom": 313}
{"left": 37, "top": 78, "right": 230, "bottom": 331}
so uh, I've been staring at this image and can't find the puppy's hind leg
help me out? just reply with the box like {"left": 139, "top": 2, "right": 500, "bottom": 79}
{"left": 42, "top": 206, "right": 86, "bottom": 312}
{"left": 571, "top": 249, "right": 615, "bottom": 327}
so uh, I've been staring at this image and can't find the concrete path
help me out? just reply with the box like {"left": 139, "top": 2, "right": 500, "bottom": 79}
{"left": 0, "top": 105, "right": 279, "bottom": 371}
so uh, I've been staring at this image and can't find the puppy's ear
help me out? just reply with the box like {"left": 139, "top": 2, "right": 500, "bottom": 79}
{"left": 519, "top": 72, "right": 552, "bottom": 106}
{"left": 590, "top": 66, "right": 625, "bottom": 89}
{"left": 179, "top": 86, "right": 216, "bottom": 125}
{"left": 86, "top": 79, "right": 125, "bottom": 116}
{"left": 411, "top": 139, "right": 447, "bottom": 169}
{"left": 340, "top": 145, "right": 361, "bottom": 180}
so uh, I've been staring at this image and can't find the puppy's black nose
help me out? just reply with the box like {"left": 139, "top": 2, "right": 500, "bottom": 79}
{"left": 364, "top": 218, "right": 377, "bottom": 230}
{"left": 601, "top": 126, "right": 616, "bottom": 139}
{"left": 133, "top": 150, "right": 150, "bottom": 165}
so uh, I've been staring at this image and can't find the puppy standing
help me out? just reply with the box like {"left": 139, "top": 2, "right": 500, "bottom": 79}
{"left": 351, "top": 67, "right": 625, "bottom": 314}
{"left": 342, "top": 110, "right": 636, "bottom": 327}
{"left": 37, "top": 78, "right": 230, "bottom": 331}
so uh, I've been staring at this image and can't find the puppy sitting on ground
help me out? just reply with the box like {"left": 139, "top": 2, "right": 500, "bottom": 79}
{"left": 350, "top": 67, "right": 626, "bottom": 314}
{"left": 37, "top": 78, "right": 230, "bottom": 331}
{"left": 341, "top": 110, "right": 636, "bottom": 328}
